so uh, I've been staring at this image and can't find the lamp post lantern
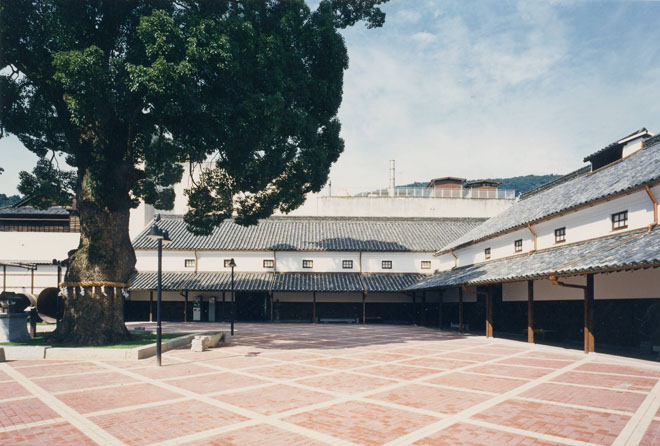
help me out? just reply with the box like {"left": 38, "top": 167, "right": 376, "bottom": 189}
{"left": 228, "top": 258, "right": 236, "bottom": 336}
{"left": 145, "top": 215, "right": 172, "bottom": 367}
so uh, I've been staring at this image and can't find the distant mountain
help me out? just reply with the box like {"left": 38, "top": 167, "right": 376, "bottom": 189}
{"left": 400, "top": 174, "right": 562, "bottom": 196}
{"left": 0, "top": 193, "right": 21, "bottom": 207}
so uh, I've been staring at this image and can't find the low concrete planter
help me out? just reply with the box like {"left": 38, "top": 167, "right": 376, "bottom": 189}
{"left": 3, "top": 345, "right": 49, "bottom": 360}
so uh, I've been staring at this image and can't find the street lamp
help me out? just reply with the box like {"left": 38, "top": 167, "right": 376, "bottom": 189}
{"left": 228, "top": 258, "right": 236, "bottom": 336}
{"left": 146, "top": 214, "right": 172, "bottom": 366}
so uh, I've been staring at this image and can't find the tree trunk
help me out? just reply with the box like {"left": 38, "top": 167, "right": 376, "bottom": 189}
{"left": 49, "top": 167, "right": 136, "bottom": 345}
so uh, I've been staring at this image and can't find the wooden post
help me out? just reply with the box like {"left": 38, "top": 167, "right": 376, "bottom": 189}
{"left": 149, "top": 290, "right": 154, "bottom": 322}
{"left": 486, "top": 287, "right": 493, "bottom": 338}
{"left": 31, "top": 268, "right": 34, "bottom": 294}
{"left": 269, "top": 292, "right": 273, "bottom": 322}
{"left": 222, "top": 291, "right": 226, "bottom": 322}
{"left": 527, "top": 280, "right": 534, "bottom": 343}
{"left": 584, "top": 274, "right": 595, "bottom": 353}
{"left": 412, "top": 292, "right": 417, "bottom": 325}
{"left": 437, "top": 292, "right": 443, "bottom": 329}
{"left": 184, "top": 291, "right": 189, "bottom": 323}
{"left": 362, "top": 292, "right": 366, "bottom": 324}
{"left": 458, "top": 287, "right": 464, "bottom": 333}
{"left": 2, "top": 265, "right": 5, "bottom": 292}
{"left": 312, "top": 291, "right": 317, "bottom": 323}
{"left": 421, "top": 292, "right": 427, "bottom": 327}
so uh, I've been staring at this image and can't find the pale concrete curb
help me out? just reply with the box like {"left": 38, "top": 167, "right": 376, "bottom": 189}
{"left": 2, "top": 331, "right": 225, "bottom": 361}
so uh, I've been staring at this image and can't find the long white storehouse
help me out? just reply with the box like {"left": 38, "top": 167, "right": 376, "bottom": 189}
{"left": 410, "top": 129, "right": 660, "bottom": 353}
{"left": 128, "top": 217, "right": 484, "bottom": 324}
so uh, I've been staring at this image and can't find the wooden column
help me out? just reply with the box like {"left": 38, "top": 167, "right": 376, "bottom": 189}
{"left": 184, "top": 291, "right": 189, "bottom": 323}
{"left": 2, "top": 265, "right": 5, "bottom": 292}
{"left": 458, "top": 287, "right": 464, "bottom": 333}
{"left": 421, "top": 292, "right": 427, "bottom": 327}
{"left": 222, "top": 291, "right": 226, "bottom": 322}
{"left": 31, "top": 268, "right": 34, "bottom": 294}
{"left": 312, "top": 291, "right": 317, "bottom": 323}
{"left": 362, "top": 292, "right": 366, "bottom": 324}
{"left": 149, "top": 290, "right": 154, "bottom": 322}
{"left": 584, "top": 274, "right": 595, "bottom": 353}
{"left": 437, "top": 293, "right": 443, "bottom": 329}
{"left": 527, "top": 280, "right": 534, "bottom": 343}
{"left": 412, "top": 292, "right": 417, "bottom": 325}
{"left": 269, "top": 292, "right": 273, "bottom": 322}
{"left": 486, "top": 287, "right": 493, "bottom": 338}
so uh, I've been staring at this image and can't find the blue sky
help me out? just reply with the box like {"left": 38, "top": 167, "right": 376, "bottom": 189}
{"left": 2, "top": 0, "right": 660, "bottom": 194}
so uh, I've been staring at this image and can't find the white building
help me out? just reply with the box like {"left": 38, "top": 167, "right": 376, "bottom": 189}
{"left": 410, "top": 129, "right": 660, "bottom": 353}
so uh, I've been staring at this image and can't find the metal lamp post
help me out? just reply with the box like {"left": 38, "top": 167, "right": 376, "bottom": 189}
{"left": 145, "top": 215, "right": 172, "bottom": 366}
{"left": 229, "top": 258, "right": 236, "bottom": 336}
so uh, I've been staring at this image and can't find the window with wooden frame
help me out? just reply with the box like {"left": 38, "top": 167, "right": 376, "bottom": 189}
{"left": 263, "top": 259, "right": 274, "bottom": 268}
{"left": 184, "top": 259, "right": 195, "bottom": 268}
{"left": 484, "top": 248, "right": 491, "bottom": 260}
{"left": 611, "top": 210, "right": 628, "bottom": 230}
{"left": 224, "top": 259, "right": 232, "bottom": 267}
{"left": 554, "top": 227, "right": 566, "bottom": 243}
{"left": 342, "top": 260, "right": 353, "bottom": 269}
{"left": 302, "top": 259, "right": 313, "bottom": 268}
{"left": 382, "top": 260, "right": 393, "bottom": 269}
{"left": 421, "top": 260, "right": 431, "bottom": 270}
{"left": 514, "top": 239, "right": 523, "bottom": 252}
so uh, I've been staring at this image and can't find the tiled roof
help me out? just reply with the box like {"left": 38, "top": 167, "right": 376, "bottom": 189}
{"left": 272, "top": 273, "right": 363, "bottom": 292}
{"left": 442, "top": 139, "right": 660, "bottom": 252}
{"left": 133, "top": 216, "right": 484, "bottom": 252}
{"left": 0, "top": 206, "right": 70, "bottom": 217}
{"left": 362, "top": 273, "right": 426, "bottom": 292}
{"left": 129, "top": 272, "right": 273, "bottom": 291}
{"left": 583, "top": 128, "right": 650, "bottom": 163}
{"left": 409, "top": 228, "right": 660, "bottom": 290}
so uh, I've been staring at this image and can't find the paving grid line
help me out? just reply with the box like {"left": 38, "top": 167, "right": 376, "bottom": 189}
{"left": 0, "top": 394, "right": 37, "bottom": 404}
{"left": 0, "top": 363, "right": 125, "bottom": 446}
{"left": 464, "top": 418, "right": 604, "bottom": 446}
{"left": 514, "top": 396, "right": 635, "bottom": 417}
{"left": 380, "top": 355, "right": 596, "bottom": 446}
{"left": 545, "top": 379, "right": 652, "bottom": 395}
{"left": 612, "top": 377, "right": 660, "bottom": 446}
{"left": 0, "top": 416, "right": 65, "bottom": 434}
{"left": 84, "top": 396, "right": 192, "bottom": 418}
{"left": 51, "top": 380, "right": 150, "bottom": 396}
{"left": 92, "top": 360, "right": 360, "bottom": 446}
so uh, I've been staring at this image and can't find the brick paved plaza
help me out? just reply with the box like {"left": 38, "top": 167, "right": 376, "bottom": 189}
{"left": 1, "top": 323, "right": 660, "bottom": 446}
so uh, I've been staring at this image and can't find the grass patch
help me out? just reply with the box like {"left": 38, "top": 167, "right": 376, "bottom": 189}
{"left": 0, "top": 332, "right": 191, "bottom": 349}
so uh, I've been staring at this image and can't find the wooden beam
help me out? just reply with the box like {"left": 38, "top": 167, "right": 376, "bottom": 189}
{"left": 312, "top": 291, "right": 317, "bottom": 323}
{"left": 527, "top": 280, "right": 534, "bottom": 343}
{"left": 458, "top": 287, "right": 464, "bottom": 333}
{"left": 584, "top": 274, "right": 595, "bottom": 353}
{"left": 486, "top": 287, "right": 493, "bottom": 338}
{"left": 149, "top": 290, "right": 153, "bottom": 322}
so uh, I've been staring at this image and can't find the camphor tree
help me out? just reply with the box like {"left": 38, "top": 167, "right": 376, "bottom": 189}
{"left": 0, "top": 0, "right": 388, "bottom": 344}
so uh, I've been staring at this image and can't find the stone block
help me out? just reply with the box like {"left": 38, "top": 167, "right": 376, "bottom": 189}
{"left": 190, "top": 332, "right": 225, "bottom": 352}
{"left": 0, "top": 348, "right": 5, "bottom": 362}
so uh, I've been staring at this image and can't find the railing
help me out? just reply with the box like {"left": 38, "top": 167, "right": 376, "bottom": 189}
{"left": 349, "top": 187, "right": 516, "bottom": 199}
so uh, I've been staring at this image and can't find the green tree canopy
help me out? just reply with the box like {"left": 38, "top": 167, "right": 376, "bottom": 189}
{"left": 0, "top": 0, "right": 387, "bottom": 344}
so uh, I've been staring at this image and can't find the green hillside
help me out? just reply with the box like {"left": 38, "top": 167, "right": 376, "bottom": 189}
{"left": 0, "top": 193, "right": 21, "bottom": 207}
{"left": 400, "top": 174, "right": 562, "bottom": 196}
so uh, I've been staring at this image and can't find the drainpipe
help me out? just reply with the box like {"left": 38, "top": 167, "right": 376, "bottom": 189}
{"left": 527, "top": 224, "right": 537, "bottom": 255}
{"left": 645, "top": 185, "right": 658, "bottom": 230}
{"left": 450, "top": 250, "right": 458, "bottom": 269}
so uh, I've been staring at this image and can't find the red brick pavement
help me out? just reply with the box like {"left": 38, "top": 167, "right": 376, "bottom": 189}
{"left": 1, "top": 322, "right": 659, "bottom": 446}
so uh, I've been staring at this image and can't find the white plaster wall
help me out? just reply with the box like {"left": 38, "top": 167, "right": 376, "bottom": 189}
{"left": 0, "top": 232, "right": 79, "bottom": 263}
{"left": 361, "top": 252, "right": 437, "bottom": 273}
{"left": 2, "top": 265, "right": 65, "bottom": 294}
{"left": 135, "top": 250, "right": 274, "bottom": 273}
{"left": 276, "top": 252, "right": 361, "bottom": 273}
{"left": 502, "top": 277, "right": 584, "bottom": 302}
{"left": 281, "top": 195, "right": 514, "bottom": 218}
{"left": 448, "top": 185, "right": 658, "bottom": 268}
{"left": 595, "top": 268, "right": 660, "bottom": 300}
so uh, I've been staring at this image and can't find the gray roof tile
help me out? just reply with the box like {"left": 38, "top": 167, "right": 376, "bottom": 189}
{"left": 272, "top": 273, "right": 363, "bottom": 292}
{"left": 133, "top": 216, "right": 484, "bottom": 252}
{"left": 129, "top": 272, "right": 273, "bottom": 291}
{"left": 442, "top": 140, "right": 660, "bottom": 251}
{"left": 362, "top": 273, "right": 427, "bottom": 292}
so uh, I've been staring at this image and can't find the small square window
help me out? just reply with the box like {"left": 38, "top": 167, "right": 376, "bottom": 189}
{"left": 612, "top": 211, "right": 628, "bottom": 230}
{"left": 303, "top": 259, "right": 313, "bottom": 268}
{"left": 554, "top": 227, "right": 566, "bottom": 243}
{"left": 421, "top": 260, "right": 431, "bottom": 269}
{"left": 382, "top": 260, "right": 392, "bottom": 269}
{"left": 224, "top": 259, "right": 232, "bottom": 268}
{"left": 342, "top": 260, "right": 353, "bottom": 269}
{"left": 484, "top": 248, "right": 491, "bottom": 260}
{"left": 514, "top": 239, "right": 523, "bottom": 252}
{"left": 263, "top": 259, "right": 274, "bottom": 268}
{"left": 184, "top": 259, "right": 195, "bottom": 268}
